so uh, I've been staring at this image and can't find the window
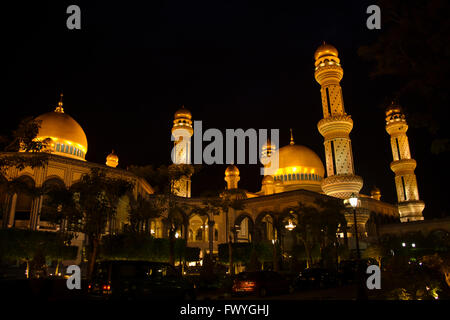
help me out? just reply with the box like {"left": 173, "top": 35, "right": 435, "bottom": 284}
{"left": 65, "top": 145, "right": 69, "bottom": 153}
{"left": 326, "top": 87, "right": 332, "bottom": 115}
{"left": 296, "top": 173, "right": 300, "bottom": 180}
{"left": 56, "top": 143, "right": 60, "bottom": 152}
{"left": 60, "top": 144, "right": 64, "bottom": 153}
{"left": 70, "top": 146, "right": 73, "bottom": 154}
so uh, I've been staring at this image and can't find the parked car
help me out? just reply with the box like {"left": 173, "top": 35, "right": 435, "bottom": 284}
{"left": 88, "top": 260, "right": 196, "bottom": 300}
{"left": 232, "top": 271, "right": 294, "bottom": 297}
{"left": 293, "top": 268, "right": 341, "bottom": 290}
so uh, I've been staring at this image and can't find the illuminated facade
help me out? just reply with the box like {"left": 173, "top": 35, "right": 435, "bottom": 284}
{"left": 385, "top": 103, "right": 425, "bottom": 222}
{"left": 0, "top": 97, "right": 154, "bottom": 264}
{"left": 0, "top": 43, "right": 427, "bottom": 265}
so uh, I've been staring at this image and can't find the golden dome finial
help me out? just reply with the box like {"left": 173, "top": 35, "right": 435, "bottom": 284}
{"left": 290, "top": 128, "right": 295, "bottom": 145}
{"left": 174, "top": 105, "right": 192, "bottom": 120}
{"left": 314, "top": 42, "right": 339, "bottom": 61}
{"left": 55, "top": 93, "right": 64, "bottom": 113}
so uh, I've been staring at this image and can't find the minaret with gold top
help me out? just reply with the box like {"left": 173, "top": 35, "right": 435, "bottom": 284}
{"left": 171, "top": 106, "right": 193, "bottom": 197}
{"left": 314, "top": 42, "right": 363, "bottom": 199}
{"left": 385, "top": 103, "right": 424, "bottom": 222}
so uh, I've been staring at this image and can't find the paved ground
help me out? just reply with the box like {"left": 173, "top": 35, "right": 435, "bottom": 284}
{"left": 197, "top": 285, "right": 367, "bottom": 300}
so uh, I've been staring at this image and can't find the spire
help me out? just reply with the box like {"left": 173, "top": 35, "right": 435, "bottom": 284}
{"left": 290, "top": 128, "right": 295, "bottom": 145}
{"left": 55, "top": 93, "right": 64, "bottom": 113}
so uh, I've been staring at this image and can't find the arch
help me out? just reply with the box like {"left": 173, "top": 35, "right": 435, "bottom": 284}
{"left": 162, "top": 208, "right": 189, "bottom": 240}
{"left": 13, "top": 175, "right": 36, "bottom": 225}
{"left": 188, "top": 213, "right": 209, "bottom": 242}
{"left": 234, "top": 213, "right": 254, "bottom": 243}
{"left": 255, "top": 211, "right": 278, "bottom": 242}
{"left": 39, "top": 177, "right": 67, "bottom": 225}
{"left": 426, "top": 229, "right": 450, "bottom": 246}
{"left": 42, "top": 177, "right": 66, "bottom": 190}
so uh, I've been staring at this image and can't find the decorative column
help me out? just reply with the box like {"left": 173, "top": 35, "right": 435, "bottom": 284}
{"left": 208, "top": 220, "right": 215, "bottom": 255}
{"left": 7, "top": 193, "right": 17, "bottom": 228}
{"left": 385, "top": 103, "right": 425, "bottom": 222}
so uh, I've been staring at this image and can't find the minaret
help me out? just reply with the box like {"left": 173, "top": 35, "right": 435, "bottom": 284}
{"left": 171, "top": 105, "right": 193, "bottom": 197}
{"left": 385, "top": 103, "right": 425, "bottom": 222}
{"left": 314, "top": 42, "right": 363, "bottom": 199}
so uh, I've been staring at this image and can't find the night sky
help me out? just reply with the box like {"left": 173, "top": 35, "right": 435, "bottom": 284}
{"left": 3, "top": 1, "right": 448, "bottom": 219}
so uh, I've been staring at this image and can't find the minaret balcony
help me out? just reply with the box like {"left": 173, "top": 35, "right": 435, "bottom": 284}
{"left": 390, "top": 158, "right": 417, "bottom": 174}
{"left": 398, "top": 200, "right": 425, "bottom": 222}
{"left": 314, "top": 65, "right": 343, "bottom": 85}
{"left": 317, "top": 115, "right": 353, "bottom": 138}
{"left": 321, "top": 174, "right": 363, "bottom": 199}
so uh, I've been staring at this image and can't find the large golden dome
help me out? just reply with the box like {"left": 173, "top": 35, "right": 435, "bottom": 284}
{"left": 277, "top": 145, "right": 325, "bottom": 176}
{"left": 272, "top": 143, "right": 325, "bottom": 193}
{"left": 35, "top": 96, "right": 88, "bottom": 161}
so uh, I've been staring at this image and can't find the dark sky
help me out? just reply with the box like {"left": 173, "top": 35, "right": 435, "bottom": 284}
{"left": 3, "top": 1, "right": 448, "bottom": 219}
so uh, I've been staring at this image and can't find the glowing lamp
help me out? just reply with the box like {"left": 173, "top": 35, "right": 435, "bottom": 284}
{"left": 349, "top": 193, "right": 358, "bottom": 208}
{"left": 285, "top": 219, "right": 296, "bottom": 231}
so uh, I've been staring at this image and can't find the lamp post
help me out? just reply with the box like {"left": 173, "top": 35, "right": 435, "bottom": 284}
{"left": 348, "top": 193, "right": 367, "bottom": 300}
{"left": 349, "top": 193, "right": 361, "bottom": 260}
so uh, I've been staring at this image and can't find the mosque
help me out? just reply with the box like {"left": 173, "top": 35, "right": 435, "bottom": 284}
{"left": 0, "top": 43, "right": 426, "bottom": 265}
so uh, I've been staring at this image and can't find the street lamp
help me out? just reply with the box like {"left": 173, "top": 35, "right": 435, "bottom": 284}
{"left": 349, "top": 193, "right": 361, "bottom": 260}
{"left": 348, "top": 193, "right": 367, "bottom": 300}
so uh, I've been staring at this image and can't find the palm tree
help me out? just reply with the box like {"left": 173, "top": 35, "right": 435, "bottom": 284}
{"left": 43, "top": 168, "right": 132, "bottom": 279}
{"left": 127, "top": 194, "right": 160, "bottom": 233}
{"left": 291, "top": 198, "right": 347, "bottom": 268}
{"left": 217, "top": 189, "right": 246, "bottom": 275}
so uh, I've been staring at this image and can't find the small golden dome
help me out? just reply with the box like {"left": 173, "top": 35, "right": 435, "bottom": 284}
{"left": 371, "top": 186, "right": 381, "bottom": 194}
{"left": 225, "top": 164, "right": 239, "bottom": 177}
{"left": 106, "top": 150, "right": 119, "bottom": 168}
{"left": 35, "top": 97, "right": 87, "bottom": 160}
{"left": 262, "top": 175, "right": 274, "bottom": 185}
{"left": 314, "top": 42, "right": 339, "bottom": 60}
{"left": 385, "top": 102, "right": 403, "bottom": 116}
{"left": 371, "top": 186, "right": 381, "bottom": 200}
{"left": 174, "top": 105, "right": 192, "bottom": 120}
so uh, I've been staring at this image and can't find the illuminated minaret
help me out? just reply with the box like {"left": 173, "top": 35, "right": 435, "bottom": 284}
{"left": 385, "top": 103, "right": 425, "bottom": 222}
{"left": 171, "top": 106, "right": 193, "bottom": 197}
{"left": 314, "top": 42, "right": 363, "bottom": 199}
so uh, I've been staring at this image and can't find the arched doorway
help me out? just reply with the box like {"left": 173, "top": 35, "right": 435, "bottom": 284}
{"left": 234, "top": 214, "right": 254, "bottom": 243}
{"left": 13, "top": 175, "right": 35, "bottom": 228}
{"left": 255, "top": 211, "right": 278, "bottom": 242}
{"left": 40, "top": 177, "right": 66, "bottom": 230}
